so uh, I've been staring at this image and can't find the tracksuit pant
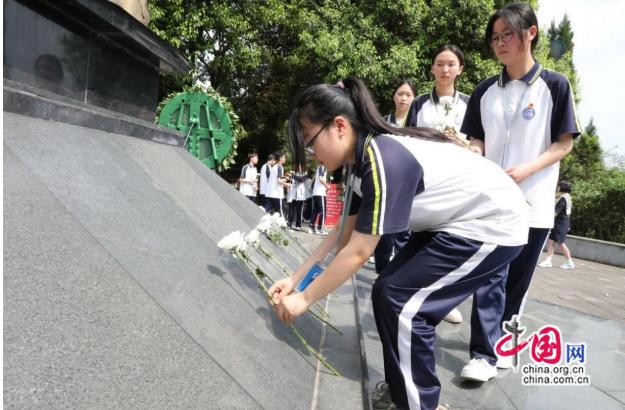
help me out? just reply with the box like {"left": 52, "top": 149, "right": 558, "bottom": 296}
{"left": 266, "top": 197, "right": 283, "bottom": 217}
{"left": 374, "top": 230, "right": 411, "bottom": 274}
{"left": 288, "top": 200, "right": 304, "bottom": 228}
{"left": 470, "top": 227, "right": 550, "bottom": 365}
{"left": 372, "top": 231, "right": 522, "bottom": 410}
{"left": 310, "top": 195, "right": 326, "bottom": 230}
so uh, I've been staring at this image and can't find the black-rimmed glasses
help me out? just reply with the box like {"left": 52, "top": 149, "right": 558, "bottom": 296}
{"left": 490, "top": 30, "right": 514, "bottom": 46}
{"left": 304, "top": 124, "right": 328, "bottom": 156}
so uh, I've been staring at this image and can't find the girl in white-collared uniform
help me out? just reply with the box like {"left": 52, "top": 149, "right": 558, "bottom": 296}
{"left": 408, "top": 44, "right": 469, "bottom": 144}
{"left": 269, "top": 77, "right": 528, "bottom": 410}
{"left": 459, "top": 2, "right": 581, "bottom": 382}
{"left": 408, "top": 45, "right": 470, "bottom": 325}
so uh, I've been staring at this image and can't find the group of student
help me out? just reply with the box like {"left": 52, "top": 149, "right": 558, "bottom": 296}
{"left": 267, "top": 3, "right": 581, "bottom": 410}
{"left": 238, "top": 151, "right": 332, "bottom": 235}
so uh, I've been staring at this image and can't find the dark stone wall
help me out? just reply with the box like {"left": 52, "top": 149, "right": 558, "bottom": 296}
{"left": 4, "top": 0, "right": 161, "bottom": 121}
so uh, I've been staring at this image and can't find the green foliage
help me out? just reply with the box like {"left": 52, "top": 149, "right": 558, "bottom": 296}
{"left": 559, "top": 119, "right": 625, "bottom": 244}
{"left": 156, "top": 84, "right": 247, "bottom": 171}
{"left": 560, "top": 119, "right": 603, "bottom": 182}
{"left": 148, "top": 0, "right": 509, "bottom": 177}
{"left": 541, "top": 14, "right": 625, "bottom": 243}
{"left": 571, "top": 169, "right": 625, "bottom": 244}
{"left": 147, "top": 0, "right": 624, "bottom": 242}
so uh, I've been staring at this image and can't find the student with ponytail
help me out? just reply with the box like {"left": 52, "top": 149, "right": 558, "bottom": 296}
{"left": 269, "top": 77, "right": 528, "bottom": 410}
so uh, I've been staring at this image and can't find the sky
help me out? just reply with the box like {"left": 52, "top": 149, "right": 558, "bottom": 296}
{"left": 538, "top": 0, "right": 625, "bottom": 159}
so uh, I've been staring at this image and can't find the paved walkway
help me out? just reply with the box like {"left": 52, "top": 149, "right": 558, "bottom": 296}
{"left": 293, "top": 229, "right": 625, "bottom": 410}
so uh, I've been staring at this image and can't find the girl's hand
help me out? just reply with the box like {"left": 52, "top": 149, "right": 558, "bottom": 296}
{"left": 505, "top": 163, "right": 534, "bottom": 184}
{"left": 442, "top": 129, "right": 456, "bottom": 140}
{"left": 276, "top": 292, "right": 310, "bottom": 324}
{"left": 268, "top": 277, "right": 296, "bottom": 304}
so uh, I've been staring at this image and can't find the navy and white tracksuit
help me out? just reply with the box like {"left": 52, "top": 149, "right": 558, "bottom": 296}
{"left": 350, "top": 133, "right": 528, "bottom": 409}
{"left": 265, "top": 163, "right": 285, "bottom": 216}
{"left": 309, "top": 165, "right": 328, "bottom": 231}
{"left": 239, "top": 163, "right": 258, "bottom": 202}
{"left": 258, "top": 162, "right": 272, "bottom": 210}
{"left": 407, "top": 89, "right": 469, "bottom": 137}
{"left": 461, "top": 62, "right": 581, "bottom": 365}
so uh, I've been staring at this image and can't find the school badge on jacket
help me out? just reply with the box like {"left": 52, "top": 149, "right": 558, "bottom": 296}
{"left": 522, "top": 103, "right": 536, "bottom": 120}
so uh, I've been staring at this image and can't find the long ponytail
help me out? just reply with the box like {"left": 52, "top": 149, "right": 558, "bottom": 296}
{"left": 288, "top": 77, "right": 449, "bottom": 167}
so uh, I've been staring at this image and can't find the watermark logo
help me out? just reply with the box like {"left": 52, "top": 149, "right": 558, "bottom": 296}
{"left": 495, "top": 316, "right": 591, "bottom": 386}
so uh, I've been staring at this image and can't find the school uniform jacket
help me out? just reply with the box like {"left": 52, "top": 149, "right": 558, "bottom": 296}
{"left": 460, "top": 62, "right": 581, "bottom": 228}
{"left": 349, "top": 133, "right": 529, "bottom": 247}
{"left": 239, "top": 163, "right": 258, "bottom": 196}
{"left": 265, "top": 164, "right": 285, "bottom": 199}
{"left": 259, "top": 162, "right": 272, "bottom": 195}
{"left": 312, "top": 165, "right": 328, "bottom": 197}
{"left": 407, "top": 89, "right": 469, "bottom": 133}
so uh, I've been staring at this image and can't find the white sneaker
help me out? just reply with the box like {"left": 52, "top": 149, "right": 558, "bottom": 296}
{"left": 460, "top": 358, "right": 497, "bottom": 382}
{"left": 538, "top": 259, "right": 552, "bottom": 268}
{"left": 442, "top": 308, "right": 463, "bottom": 324}
{"left": 307, "top": 228, "right": 315, "bottom": 234}
{"left": 560, "top": 260, "right": 576, "bottom": 270}
{"left": 496, "top": 354, "right": 514, "bottom": 369}
{"left": 316, "top": 229, "right": 328, "bottom": 236}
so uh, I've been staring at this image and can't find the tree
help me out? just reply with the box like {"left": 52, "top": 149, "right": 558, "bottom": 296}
{"left": 546, "top": 14, "right": 574, "bottom": 60}
{"left": 557, "top": 14, "right": 575, "bottom": 55}
{"left": 560, "top": 119, "right": 603, "bottom": 182}
{"left": 148, "top": 0, "right": 509, "bottom": 178}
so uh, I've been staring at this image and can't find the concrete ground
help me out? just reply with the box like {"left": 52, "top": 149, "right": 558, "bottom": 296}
{"left": 293, "top": 229, "right": 625, "bottom": 410}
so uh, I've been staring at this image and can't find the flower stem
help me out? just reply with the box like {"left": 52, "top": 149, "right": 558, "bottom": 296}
{"left": 306, "top": 307, "right": 342, "bottom": 335}
{"left": 290, "top": 324, "right": 341, "bottom": 377}
{"left": 237, "top": 251, "right": 277, "bottom": 283}
{"left": 235, "top": 251, "right": 341, "bottom": 376}
{"left": 255, "top": 244, "right": 290, "bottom": 277}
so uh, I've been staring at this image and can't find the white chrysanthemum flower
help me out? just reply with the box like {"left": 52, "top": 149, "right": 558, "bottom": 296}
{"left": 272, "top": 214, "right": 288, "bottom": 228}
{"left": 217, "top": 231, "right": 247, "bottom": 252}
{"left": 256, "top": 219, "right": 273, "bottom": 233}
{"left": 438, "top": 96, "right": 454, "bottom": 107}
{"left": 245, "top": 229, "right": 260, "bottom": 245}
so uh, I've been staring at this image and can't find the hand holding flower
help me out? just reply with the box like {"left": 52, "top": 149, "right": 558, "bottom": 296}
{"left": 269, "top": 276, "right": 296, "bottom": 304}
{"left": 276, "top": 292, "right": 310, "bottom": 324}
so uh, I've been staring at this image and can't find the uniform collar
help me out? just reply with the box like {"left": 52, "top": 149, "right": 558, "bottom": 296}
{"left": 429, "top": 88, "right": 459, "bottom": 104}
{"left": 498, "top": 61, "right": 543, "bottom": 87}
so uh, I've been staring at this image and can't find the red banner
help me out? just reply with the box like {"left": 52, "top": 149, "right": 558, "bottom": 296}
{"left": 324, "top": 183, "right": 343, "bottom": 227}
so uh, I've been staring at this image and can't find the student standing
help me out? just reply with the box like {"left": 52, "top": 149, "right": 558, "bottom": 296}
{"left": 269, "top": 77, "right": 528, "bottom": 410}
{"left": 407, "top": 46, "right": 470, "bottom": 324}
{"left": 373, "top": 80, "right": 415, "bottom": 273}
{"left": 538, "top": 180, "right": 575, "bottom": 269}
{"left": 459, "top": 2, "right": 581, "bottom": 381}
{"left": 309, "top": 164, "right": 329, "bottom": 235}
{"left": 287, "top": 166, "right": 308, "bottom": 230}
{"left": 238, "top": 152, "right": 259, "bottom": 202}
{"left": 258, "top": 153, "right": 275, "bottom": 210}
{"left": 265, "top": 152, "right": 290, "bottom": 216}
{"left": 303, "top": 170, "right": 314, "bottom": 223}
{"left": 408, "top": 45, "right": 469, "bottom": 144}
